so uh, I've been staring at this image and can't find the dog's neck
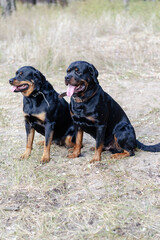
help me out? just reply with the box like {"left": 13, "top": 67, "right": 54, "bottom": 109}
{"left": 27, "top": 90, "right": 50, "bottom": 107}
{"left": 72, "top": 84, "right": 100, "bottom": 103}
{"left": 31, "top": 90, "right": 41, "bottom": 98}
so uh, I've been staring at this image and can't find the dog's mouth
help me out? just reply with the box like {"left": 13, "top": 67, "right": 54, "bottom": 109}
{"left": 11, "top": 84, "right": 29, "bottom": 92}
{"left": 67, "top": 84, "right": 86, "bottom": 97}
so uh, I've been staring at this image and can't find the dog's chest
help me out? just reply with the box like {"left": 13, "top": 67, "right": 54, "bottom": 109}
{"left": 71, "top": 103, "right": 96, "bottom": 126}
{"left": 24, "top": 111, "right": 46, "bottom": 125}
{"left": 23, "top": 99, "right": 47, "bottom": 124}
{"left": 24, "top": 112, "right": 46, "bottom": 122}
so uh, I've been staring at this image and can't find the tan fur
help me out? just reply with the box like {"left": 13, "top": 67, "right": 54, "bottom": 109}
{"left": 67, "top": 130, "right": 83, "bottom": 158}
{"left": 24, "top": 112, "right": 46, "bottom": 123}
{"left": 41, "top": 131, "right": 54, "bottom": 163}
{"left": 21, "top": 128, "right": 35, "bottom": 159}
{"left": 70, "top": 111, "right": 74, "bottom": 117}
{"left": 21, "top": 81, "right": 35, "bottom": 97}
{"left": 12, "top": 79, "right": 35, "bottom": 97}
{"left": 65, "top": 136, "right": 75, "bottom": 148}
{"left": 86, "top": 116, "right": 95, "bottom": 122}
{"left": 32, "top": 112, "right": 46, "bottom": 122}
{"left": 114, "top": 136, "right": 122, "bottom": 151}
{"left": 90, "top": 144, "right": 103, "bottom": 163}
{"left": 111, "top": 150, "right": 130, "bottom": 159}
{"left": 37, "top": 140, "right": 45, "bottom": 146}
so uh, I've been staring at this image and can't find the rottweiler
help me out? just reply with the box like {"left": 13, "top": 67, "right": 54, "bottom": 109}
{"left": 9, "top": 66, "right": 75, "bottom": 163}
{"left": 59, "top": 60, "right": 160, "bottom": 163}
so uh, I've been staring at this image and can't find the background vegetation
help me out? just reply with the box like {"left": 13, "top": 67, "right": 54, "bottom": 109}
{"left": 0, "top": 0, "right": 160, "bottom": 239}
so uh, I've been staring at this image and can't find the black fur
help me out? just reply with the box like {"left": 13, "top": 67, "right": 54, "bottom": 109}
{"left": 9, "top": 66, "right": 75, "bottom": 163}
{"left": 64, "top": 61, "right": 160, "bottom": 162}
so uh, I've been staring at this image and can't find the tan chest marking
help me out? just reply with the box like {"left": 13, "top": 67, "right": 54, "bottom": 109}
{"left": 32, "top": 112, "right": 46, "bottom": 122}
{"left": 24, "top": 112, "right": 46, "bottom": 123}
{"left": 86, "top": 116, "right": 95, "bottom": 122}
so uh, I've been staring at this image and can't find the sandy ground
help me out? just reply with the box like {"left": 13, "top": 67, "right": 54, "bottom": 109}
{"left": 0, "top": 63, "right": 160, "bottom": 239}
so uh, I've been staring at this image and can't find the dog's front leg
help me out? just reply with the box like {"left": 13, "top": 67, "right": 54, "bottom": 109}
{"left": 67, "top": 128, "right": 83, "bottom": 158}
{"left": 90, "top": 125, "right": 106, "bottom": 163}
{"left": 41, "top": 122, "right": 54, "bottom": 163}
{"left": 21, "top": 120, "right": 35, "bottom": 159}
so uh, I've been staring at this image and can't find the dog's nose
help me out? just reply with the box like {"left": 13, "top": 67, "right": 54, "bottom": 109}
{"left": 65, "top": 75, "right": 70, "bottom": 85}
{"left": 9, "top": 78, "right": 14, "bottom": 85}
{"left": 65, "top": 76, "right": 70, "bottom": 81}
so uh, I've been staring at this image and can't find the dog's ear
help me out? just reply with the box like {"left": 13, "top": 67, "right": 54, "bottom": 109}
{"left": 34, "top": 70, "right": 46, "bottom": 83}
{"left": 33, "top": 70, "right": 46, "bottom": 91}
{"left": 88, "top": 64, "right": 99, "bottom": 84}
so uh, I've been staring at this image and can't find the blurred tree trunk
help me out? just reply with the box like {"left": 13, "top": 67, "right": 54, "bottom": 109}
{"left": 32, "top": 0, "right": 36, "bottom": 4}
{"left": 123, "top": 0, "right": 129, "bottom": 10}
{"left": 59, "top": 0, "right": 68, "bottom": 7}
{"left": 48, "top": 0, "right": 57, "bottom": 5}
{"left": 1, "top": 0, "right": 16, "bottom": 16}
{"left": 20, "top": 0, "right": 37, "bottom": 5}
{"left": 11, "top": 0, "right": 16, "bottom": 10}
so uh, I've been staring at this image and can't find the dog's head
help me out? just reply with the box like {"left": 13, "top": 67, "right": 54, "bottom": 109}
{"left": 9, "top": 66, "right": 46, "bottom": 97}
{"left": 65, "top": 61, "right": 99, "bottom": 97}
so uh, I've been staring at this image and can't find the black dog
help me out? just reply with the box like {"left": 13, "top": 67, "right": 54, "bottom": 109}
{"left": 9, "top": 66, "right": 75, "bottom": 163}
{"left": 60, "top": 61, "right": 160, "bottom": 163}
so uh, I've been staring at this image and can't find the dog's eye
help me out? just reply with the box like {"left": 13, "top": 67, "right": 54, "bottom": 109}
{"left": 75, "top": 69, "right": 81, "bottom": 75}
{"left": 17, "top": 71, "right": 23, "bottom": 77}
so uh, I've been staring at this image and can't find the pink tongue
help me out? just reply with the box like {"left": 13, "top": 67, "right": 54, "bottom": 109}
{"left": 67, "top": 84, "right": 76, "bottom": 97}
{"left": 11, "top": 86, "right": 17, "bottom": 92}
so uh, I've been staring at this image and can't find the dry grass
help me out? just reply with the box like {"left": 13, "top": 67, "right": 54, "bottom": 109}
{"left": 0, "top": 1, "right": 160, "bottom": 239}
{"left": 1, "top": 1, "right": 160, "bottom": 76}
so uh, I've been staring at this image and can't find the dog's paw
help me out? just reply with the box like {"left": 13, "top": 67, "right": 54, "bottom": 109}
{"left": 111, "top": 151, "right": 130, "bottom": 159}
{"left": 67, "top": 152, "right": 80, "bottom": 159}
{"left": 40, "top": 154, "right": 50, "bottom": 164}
{"left": 21, "top": 149, "right": 31, "bottom": 159}
{"left": 68, "top": 147, "right": 74, "bottom": 153}
{"left": 65, "top": 136, "right": 75, "bottom": 148}
{"left": 89, "top": 156, "right": 101, "bottom": 164}
{"left": 37, "top": 140, "right": 44, "bottom": 146}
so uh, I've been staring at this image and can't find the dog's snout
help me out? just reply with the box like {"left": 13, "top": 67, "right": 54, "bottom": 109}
{"left": 65, "top": 75, "right": 70, "bottom": 85}
{"left": 9, "top": 78, "right": 14, "bottom": 85}
{"left": 65, "top": 75, "right": 70, "bottom": 81}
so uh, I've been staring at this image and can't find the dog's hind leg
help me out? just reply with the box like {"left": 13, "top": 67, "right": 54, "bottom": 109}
{"left": 111, "top": 150, "right": 132, "bottom": 159}
{"left": 67, "top": 129, "right": 83, "bottom": 158}
{"left": 111, "top": 123, "right": 136, "bottom": 159}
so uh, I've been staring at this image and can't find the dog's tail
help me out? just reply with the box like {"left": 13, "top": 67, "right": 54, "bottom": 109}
{"left": 136, "top": 140, "right": 160, "bottom": 152}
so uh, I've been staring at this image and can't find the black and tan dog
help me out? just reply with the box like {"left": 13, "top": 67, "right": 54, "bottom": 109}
{"left": 9, "top": 66, "right": 75, "bottom": 163}
{"left": 60, "top": 60, "right": 160, "bottom": 163}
